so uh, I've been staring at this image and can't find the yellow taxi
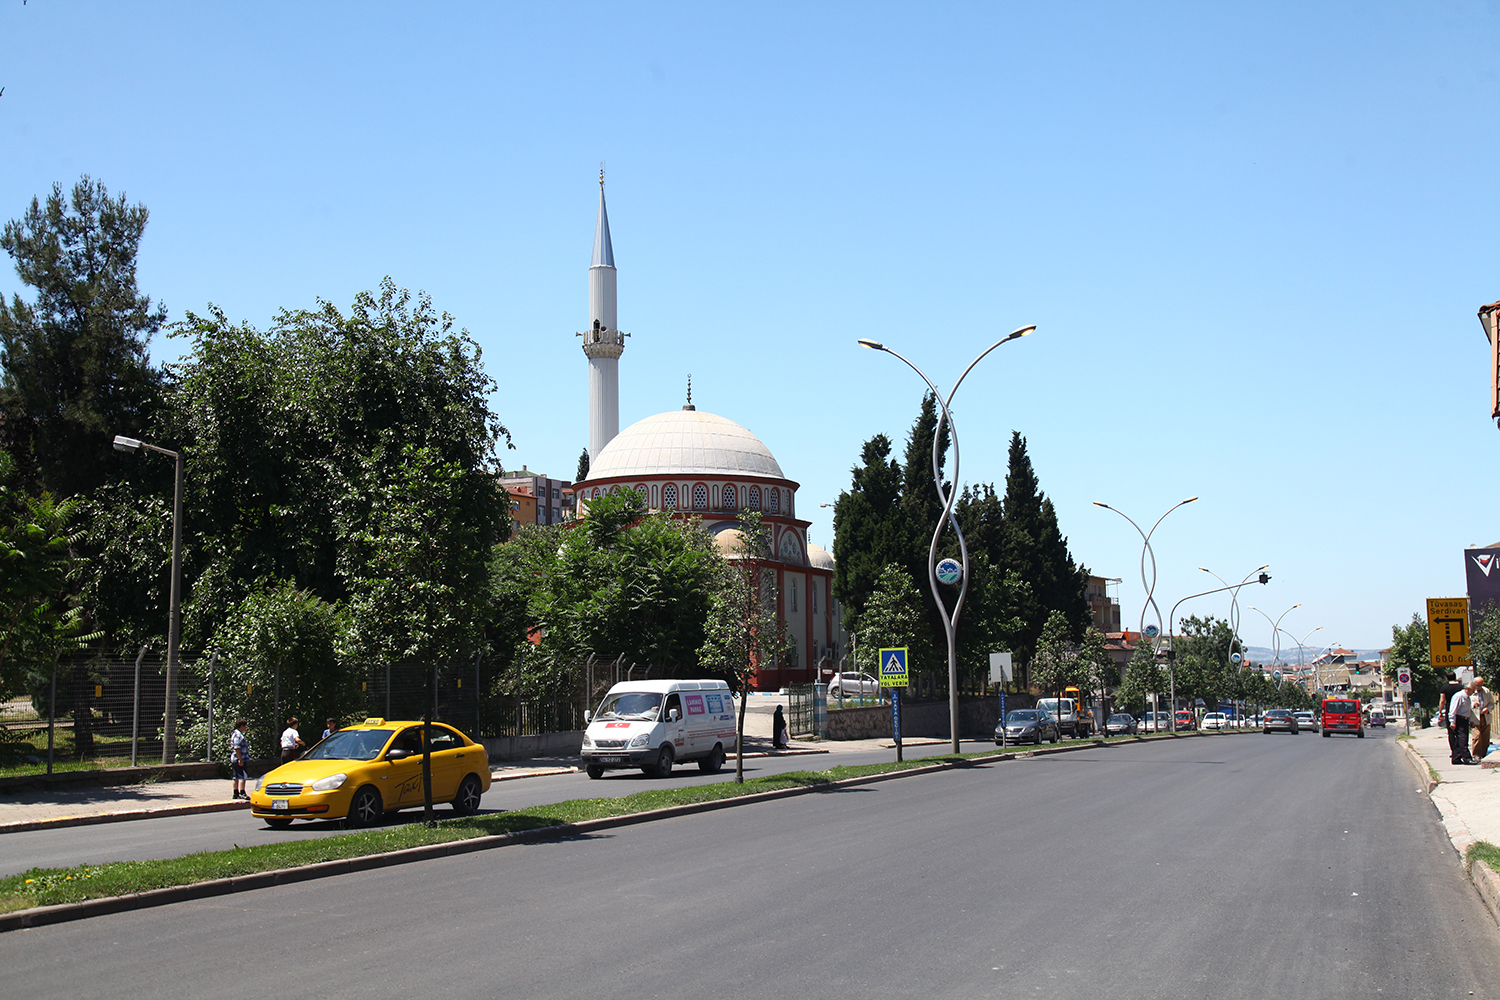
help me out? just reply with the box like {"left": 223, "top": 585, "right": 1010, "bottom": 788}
{"left": 249, "top": 719, "right": 491, "bottom": 828}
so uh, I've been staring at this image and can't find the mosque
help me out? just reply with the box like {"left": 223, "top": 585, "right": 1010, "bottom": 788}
{"left": 570, "top": 178, "right": 842, "bottom": 690}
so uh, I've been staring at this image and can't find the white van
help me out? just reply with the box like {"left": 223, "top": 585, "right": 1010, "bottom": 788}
{"left": 581, "top": 679, "right": 736, "bottom": 779}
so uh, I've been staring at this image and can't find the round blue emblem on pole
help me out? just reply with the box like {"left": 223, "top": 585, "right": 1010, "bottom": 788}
{"left": 935, "top": 558, "right": 962, "bottom": 585}
{"left": 1143, "top": 624, "right": 1160, "bottom": 640}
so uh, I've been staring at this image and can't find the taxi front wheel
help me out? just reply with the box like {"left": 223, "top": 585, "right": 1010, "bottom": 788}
{"left": 345, "top": 786, "right": 383, "bottom": 828}
{"left": 451, "top": 775, "right": 483, "bottom": 815}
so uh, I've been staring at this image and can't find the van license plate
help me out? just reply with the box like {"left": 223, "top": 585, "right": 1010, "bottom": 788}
{"left": 272, "top": 799, "right": 288, "bottom": 811}
{"left": 599, "top": 756, "right": 622, "bottom": 764}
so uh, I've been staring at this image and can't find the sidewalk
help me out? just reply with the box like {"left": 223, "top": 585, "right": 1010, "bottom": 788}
{"left": 1401, "top": 724, "right": 1500, "bottom": 924}
{"left": 1402, "top": 724, "right": 1500, "bottom": 852}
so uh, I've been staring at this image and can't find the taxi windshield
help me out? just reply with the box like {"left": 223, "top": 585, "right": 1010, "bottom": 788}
{"left": 595, "top": 692, "right": 662, "bottom": 721}
{"left": 304, "top": 728, "right": 394, "bottom": 761}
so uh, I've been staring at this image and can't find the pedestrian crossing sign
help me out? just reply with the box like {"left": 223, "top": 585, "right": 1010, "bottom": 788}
{"left": 878, "top": 647, "right": 909, "bottom": 688}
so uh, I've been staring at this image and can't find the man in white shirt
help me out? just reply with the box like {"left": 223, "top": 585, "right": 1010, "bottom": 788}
{"left": 280, "top": 717, "right": 304, "bottom": 764}
{"left": 1449, "top": 680, "right": 1480, "bottom": 765}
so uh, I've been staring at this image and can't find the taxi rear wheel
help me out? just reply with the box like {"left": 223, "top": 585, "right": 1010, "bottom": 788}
{"left": 451, "top": 775, "right": 483, "bottom": 816}
{"left": 345, "top": 786, "right": 382, "bottom": 828}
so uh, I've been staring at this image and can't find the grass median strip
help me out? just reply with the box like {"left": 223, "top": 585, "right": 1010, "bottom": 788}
{"left": 0, "top": 752, "right": 1003, "bottom": 915}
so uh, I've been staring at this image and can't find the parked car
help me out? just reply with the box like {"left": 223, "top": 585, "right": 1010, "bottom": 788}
{"left": 1292, "top": 710, "right": 1316, "bottom": 732}
{"left": 1139, "top": 711, "right": 1168, "bottom": 732}
{"left": 1174, "top": 710, "right": 1197, "bottom": 731}
{"left": 1201, "top": 712, "right": 1229, "bottom": 730}
{"left": 996, "top": 709, "right": 1060, "bottom": 746}
{"left": 1105, "top": 713, "right": 1138, "bottom": 735}
{"left": 249, "top": 719, "right": 491, "bottom": 828}
{"left": 1319, "top": 697, "right": 1364, "bottom": 738}
{"left": 826, "top": 671, "right": 880, "bottom": 700}
{"left": 1262, "top": 709, "right": 1299, "bottom": 734}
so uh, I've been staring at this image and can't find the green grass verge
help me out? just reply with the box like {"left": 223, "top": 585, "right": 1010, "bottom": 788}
{"left": 1467, "top": 841, "right": 1500, "bottom": 872}
{"left": 0, "top": 751, "right": 1010, "bottom": 915}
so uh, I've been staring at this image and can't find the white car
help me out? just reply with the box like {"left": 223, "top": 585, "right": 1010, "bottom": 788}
{"left": 1201, "top": 712, "right": 1229, "bottom": 730}
{"left": 1139, "top": 711, "right": 1168, "bottom": 732}
{"left": 1292, "top": 711, "right": 1316, "bottom": 732}
{"left": 826, "top": 672, "right": 879, "bottom": 699}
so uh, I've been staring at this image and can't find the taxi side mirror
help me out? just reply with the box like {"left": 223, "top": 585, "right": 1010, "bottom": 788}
{"left": 387, "top": 749, "right": 412, "bottom": 761}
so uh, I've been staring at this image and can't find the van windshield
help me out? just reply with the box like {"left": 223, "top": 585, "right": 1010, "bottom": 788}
{"left": 595, "top": 692, "right": 663, "bottom": 721}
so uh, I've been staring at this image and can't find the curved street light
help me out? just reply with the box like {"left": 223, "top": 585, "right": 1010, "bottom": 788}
{"left": 1164, "top": 572, "right": 1270, "bottom": 730}
{"left": 1093, "top": 498, "right": 1198, "bottom": 642}
{"left": 1201, "top": 564, "right": 1269, "bottom": 662}
{"left": 113, "top": 434, "right": 185, "bottom": 763}
{"left": 1247, "top": 603, "right": 1302, "bottom": 671}
{"left": 858, "top": 325, "right": 1034, "bottom": 754}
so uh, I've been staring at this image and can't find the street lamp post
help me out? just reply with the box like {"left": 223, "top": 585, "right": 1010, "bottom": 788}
{"left": 1200, "top": 566, "right": 1268, "bottom": 721}
{"left": 858, "top": 325, "right": 1034, "bottom": 754}
{"left": 114, "top": 435, "right": 184, "bottom": 763}
{"left": 1164, "top": 573, "right": 1270, "bottom": 731}
{"left": 1247, "top": 604, "right": 1302, "bottom": 672}
{"left": 1093, "top": 498, "right": 1197, "bottom": 728}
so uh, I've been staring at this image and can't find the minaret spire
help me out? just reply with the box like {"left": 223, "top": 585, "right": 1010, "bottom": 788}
{"left": 581, "top": 169, "right": 624, "bottom": 463}
{"left": 683, "top": 374, "right": 695, "bottom": 411}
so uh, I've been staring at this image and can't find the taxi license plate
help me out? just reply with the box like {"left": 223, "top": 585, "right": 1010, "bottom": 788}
{"left": 599, "top": 756, "right": 622, "bottom": 764}
{"left": 272, "top": 799, "right": 288, "bottom": 811}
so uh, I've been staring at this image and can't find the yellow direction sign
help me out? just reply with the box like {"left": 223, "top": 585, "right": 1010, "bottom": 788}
{"left": 1426, "top": 597, "right": 1472, "bottom": 669}
{"left": 878, "top": 647, "right": 910, "bottom": 688}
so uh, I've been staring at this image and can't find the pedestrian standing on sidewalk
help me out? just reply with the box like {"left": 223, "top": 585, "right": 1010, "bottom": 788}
{"left": 1449, "top": 678, "right": 1480, "bottom": 764}
{"left": 1438, "top": 670, "right": 1464, "bottom": 728}
{"left": 772, "top": 705, "right": 789, "bottom": 749}
{"left": 1471, "top": 677, "right": 1492, "bottom": 761}
{"left": 280, "top": 717, "right": 304, "bottom": 763}
{"left": 230, "top": 719, "right": 250, "bottom": 800}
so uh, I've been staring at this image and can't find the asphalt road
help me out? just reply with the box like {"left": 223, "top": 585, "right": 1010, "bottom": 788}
{"left": 0, "top": 740, "right": 955, "bottom": 876}
{"left": 3, "top": 727, "right": 1496, "bottom": 999}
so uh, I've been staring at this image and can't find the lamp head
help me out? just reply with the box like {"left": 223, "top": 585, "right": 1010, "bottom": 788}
{"left": 113, "top": 435, "right": 141, "bottom": 453}
{"left": 857, "top": 338, "right": 884, "bottom": 351}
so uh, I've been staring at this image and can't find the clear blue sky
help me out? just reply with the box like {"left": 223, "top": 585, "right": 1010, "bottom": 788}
{"left": 4, "top": 2, "right": 1498, "bottom": 653}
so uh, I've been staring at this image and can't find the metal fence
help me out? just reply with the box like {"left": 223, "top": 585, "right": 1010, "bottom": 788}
{"left": 0, "top": 652, "right": 689, "bottom": 771}
{"left": 0, "top": 654, "right": 214, "bottom": 770}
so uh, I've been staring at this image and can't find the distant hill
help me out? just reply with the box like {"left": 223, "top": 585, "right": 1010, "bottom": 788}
{"left": 1240, "top": 645, "right": 1384, "bottom": 665}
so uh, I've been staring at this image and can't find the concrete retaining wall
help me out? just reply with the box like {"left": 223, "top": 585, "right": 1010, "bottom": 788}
{"left": 480, "top": 731, "right": 584, "bottom": 760}
{"left": 825, "top": 695, "right": 1034, "bottom": 741}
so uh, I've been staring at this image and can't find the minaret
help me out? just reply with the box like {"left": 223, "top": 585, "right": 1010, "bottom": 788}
{"left": 582, "top": 169, "right": 624, "bottom": 462}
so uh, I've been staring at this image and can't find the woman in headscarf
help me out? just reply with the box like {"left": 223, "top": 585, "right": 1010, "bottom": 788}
{"left": 773, "top": 705, "right": 789, "bottom": 749}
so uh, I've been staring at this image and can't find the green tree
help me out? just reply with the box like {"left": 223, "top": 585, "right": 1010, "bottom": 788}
{"left": 0, "top": 176, "right": 165, "bottom": 498}
{"left": 1385, "top": 613, "right": 1439, "bottom": 710}
{"left": 852, "top": 563, "right": 933, "bottom": 680}
{"left": 699, "top": 510, "right": 789, "bottom": 781}
{"left": 0, "top": 451, "right": 100, "bottom": 698}
{"left": 575, "top": 447, "right": 589, "bottom": 482}
{"left": 831, "top": 433, "right": 905, "bottom": 627}
{"left": 1031, "top": 609, "right": 1086, "bottom": 698}
{"left": 1112, "top": 642, "right": 1166, "bottom": 716}
{"left": 530, "top": 490, "right": 721, "bottom": 673}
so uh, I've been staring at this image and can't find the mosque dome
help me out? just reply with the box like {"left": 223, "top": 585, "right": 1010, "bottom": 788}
{"left": 587, "top": 409, "right": 785, "bottom": 481}
{"left": 807, "top": 544, "right": 835, "bottom": 571}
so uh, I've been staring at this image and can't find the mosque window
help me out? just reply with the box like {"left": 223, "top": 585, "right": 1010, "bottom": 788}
{"left": 663, "top": 484, "right": 677, "bottom": 509}
{"left": 723, "top": 484, "right": 736, "bottom": 510}
{"left": 811, "top": 580, "right": 818, "bottom": 614}
{"left": 748, "top": 486, "right": 761, "bottom": 511}
{"left": 770, "top": 489, "right": 781, "bottom": 514}
{"left": 790, "top": 578, "right": 798, "bottom": 612}
{"left": 693, "top": 484, "right": 708, "bottom": 509}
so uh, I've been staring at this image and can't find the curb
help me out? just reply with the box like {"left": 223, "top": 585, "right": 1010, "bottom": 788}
{"left": 0, "top": 799, "right": 250, "bottom": 835}
{"left": 1396, "top": 738, "right": 1439, "bottom": 795}
{"left": 1472, "top": 859, "right": 1500, "bottom": 927}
